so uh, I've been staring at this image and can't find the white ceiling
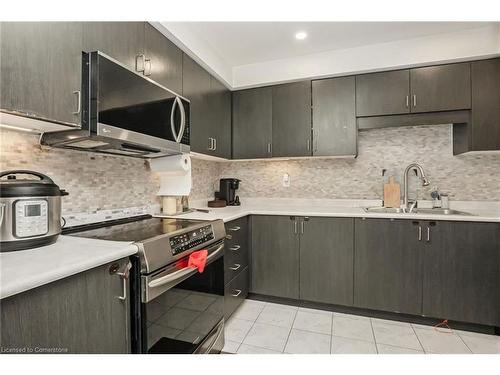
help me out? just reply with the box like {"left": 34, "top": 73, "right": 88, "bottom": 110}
{"left": 172, "top": 22, "right": 493, "bottom": 66}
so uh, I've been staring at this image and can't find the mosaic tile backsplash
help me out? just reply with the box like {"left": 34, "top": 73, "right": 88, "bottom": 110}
{"left": 219, "top": 124, "right": 500, "bottom": 201}
{"left": 1, "top": 123, "right": 499, "bottom": 218}
{"left": 0, "top": 128, "right": 219, "bottom": 215}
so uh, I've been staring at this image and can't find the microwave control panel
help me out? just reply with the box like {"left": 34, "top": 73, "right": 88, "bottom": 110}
{"left": 14, "top": 199, "right": 49, "bottom": 238}
{"left": 169, "top": 225, "right": 214, "bottom": 256}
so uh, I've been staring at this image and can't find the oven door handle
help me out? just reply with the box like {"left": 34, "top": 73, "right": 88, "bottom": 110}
{"left": 147, "top": 243, "right": 224, "bottom": 289}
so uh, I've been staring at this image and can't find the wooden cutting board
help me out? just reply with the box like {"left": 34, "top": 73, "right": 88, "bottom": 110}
{"left": 384, "top": 176, "right": 401, "bottom": 208}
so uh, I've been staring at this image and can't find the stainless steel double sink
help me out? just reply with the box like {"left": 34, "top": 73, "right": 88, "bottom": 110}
{"left": 363, "top": 207, "right": 474, "bottom": 216}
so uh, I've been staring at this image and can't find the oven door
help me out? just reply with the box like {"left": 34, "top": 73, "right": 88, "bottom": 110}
{"left": 139, "top": 241, "right": 225, "bottom": 354}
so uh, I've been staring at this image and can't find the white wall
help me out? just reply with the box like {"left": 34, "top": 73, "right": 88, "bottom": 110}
{"left": 232, "top": 25, "right": 500, "bottom": 88}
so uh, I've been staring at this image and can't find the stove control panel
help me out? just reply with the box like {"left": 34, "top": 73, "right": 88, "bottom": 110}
{"left": 169, "top": 225, "right": 214, "bottom": 255}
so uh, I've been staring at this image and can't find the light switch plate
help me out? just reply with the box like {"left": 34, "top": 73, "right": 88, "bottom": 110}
{"left": 282, "top": 173, "right": 290, "bottom": 187}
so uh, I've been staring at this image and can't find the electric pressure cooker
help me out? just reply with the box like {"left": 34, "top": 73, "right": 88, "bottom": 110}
{"left": 0, "top": 170, "right": 68, "bottom": 252}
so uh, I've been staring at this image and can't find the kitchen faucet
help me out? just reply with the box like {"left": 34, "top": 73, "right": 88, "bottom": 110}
{"left": 403, "top": 163, "right": 430, "bottom": 212}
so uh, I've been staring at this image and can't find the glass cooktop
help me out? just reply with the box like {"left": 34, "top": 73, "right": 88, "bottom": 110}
{"left": 63, "top": 215, "right": 205, "bottom": 242}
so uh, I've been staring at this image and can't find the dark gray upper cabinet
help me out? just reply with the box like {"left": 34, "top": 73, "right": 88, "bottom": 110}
{"left": 410, "top": 63, "right": 471, "bottom": 113}
{"left": 182, "top": 53, "right": 212, "bottom": 154}
{"left": 232, "top": 87, "right": 273, "bottom": 159}
{"left": 354, "top": 218, "right": 423, "bottom": 315}
{"left": 250, "top": 215, "right": 299, "bottom": 299}
{"left": 84, "top": 22, "right": 145, "bottom": 72}
{"left": 272, "top": 81, "right": 312, "bottom": 157}
{"left": 144, "top": 23, "right": 183, "bottom": 94}
{"left": 312, "top": 76, "right": 357, "bottom": 156}
{"left": 470, "top": 58, "right": 500, "bottom": 151}
{"left": 356, "top": 70, "right": 410, "bottom": 117}
{"left": 0, "top": 258, "right": 130, "bottom": 353}
{"left": 422, "top": 221, "right": 500, "bottom": 326}
{"left": 208, "top": 76, "right": 232, "bottom": 159}
{"left": 300, "top": 217, "right": 354, "bottom": 306}
{"left": 0, "top": 22, "right": 84, "bottom": 125}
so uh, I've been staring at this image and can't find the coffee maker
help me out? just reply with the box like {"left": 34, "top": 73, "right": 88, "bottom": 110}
{"left": 215, "top": 178, "right": 241, "bottom": 206}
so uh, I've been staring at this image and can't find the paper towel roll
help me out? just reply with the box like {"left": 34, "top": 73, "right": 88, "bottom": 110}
{"left": 150, "top": 154, "right": 191, "bottom": 173}
{"left": 149, "top": 154, "right": 192, "bottom": 196}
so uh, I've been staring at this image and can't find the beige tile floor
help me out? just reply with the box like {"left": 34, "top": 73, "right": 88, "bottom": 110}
{"left": 222, "top": 299, "right": 500, "bottom": 354}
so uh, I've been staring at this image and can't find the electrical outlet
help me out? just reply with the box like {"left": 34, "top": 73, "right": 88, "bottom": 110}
{"left": 282, "top": 173, "right": 290, "bottom": 187}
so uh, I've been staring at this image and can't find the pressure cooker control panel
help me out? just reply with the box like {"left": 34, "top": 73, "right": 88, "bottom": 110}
{"left": 169, "top": 225, "right": 214, "bottom": 256}
{"left": 14, "top": 199, "right": 49, "bottom": 238}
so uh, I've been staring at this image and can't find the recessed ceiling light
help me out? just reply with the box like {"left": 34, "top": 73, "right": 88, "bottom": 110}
{"left": 295, "top": 31, "right": 307, "bottom": 40}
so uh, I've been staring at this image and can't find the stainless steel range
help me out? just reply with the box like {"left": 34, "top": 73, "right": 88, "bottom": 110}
{"left": 64, "top": 215, "right": 226, "bottom": 354}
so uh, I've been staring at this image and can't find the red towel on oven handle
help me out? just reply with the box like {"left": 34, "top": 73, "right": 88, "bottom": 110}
{"left": 188, "top": 250, "right": 208, "bottom": 273}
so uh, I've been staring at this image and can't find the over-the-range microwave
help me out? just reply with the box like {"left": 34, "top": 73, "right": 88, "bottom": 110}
{"left": 41, "top": 51, "right": 190, "bottom": 158}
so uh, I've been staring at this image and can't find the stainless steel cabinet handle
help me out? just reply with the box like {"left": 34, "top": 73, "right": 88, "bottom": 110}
{"left": 207, "top": 138, "right": 213, "bottom": 150}
{"left": 426, "top": 227, "right": 430, "bottom": 242}
{"left": 135, "top": 54, "right": 146, "bottom": 72}
{"left": 231, "top": 289, "right": 242, "bottom": 297}
{"left": 229, "top": 264, "right": 241, "bottom": 271}
{"left": 72, "top": 91, "right": 81, "bottom": 115}
{"left": 300, "top": 219, "right": 305, "bottom": 234}
{"left": 116, "top": 261, "right": 132, "bottom": 301}
{"left": 405, "top": 95, "right": 409, "bottom": 108}
{"left": 225, "top": 234, "right": 232, "bottom": 240}
{"left": 413, "top": 94, "right": 417, "bottom": 107}
{"left": 307, "top": 139, "right": 311, "bottom": 151}
{"left": 144, "top": 59, "right": 152, "bottom": 76}
{"left": 213, "top": 138, "right": 217, "bottom": 151}
{"left": 229, "top": 245, "right": 240, "bottom": 251}
{"left": 418, "top": 226, "right": 422, "bottom": 241}
{"left": 229, "top": 226, "right": 241, "bottom": 232}
{"left": 267, "top": 142, "right": 272, "bottom": 154}
{"left": 293, "top": 219, "right": 298, "bottom": 234}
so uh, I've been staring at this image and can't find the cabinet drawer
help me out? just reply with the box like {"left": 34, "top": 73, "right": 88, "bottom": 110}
{"left": 224, "top": 267, "right": 249, "bottom": 320}
{"left": 224, "top": 244, "right": 249, "bottom": 284}
{"left": 225, "top": 217, "right": 248, "bottom": 245}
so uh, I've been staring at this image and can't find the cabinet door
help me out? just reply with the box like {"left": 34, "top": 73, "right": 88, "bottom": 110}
{"left": 312, "top": 76, "right": 357, "bottom": 156}
{"left": 410, "top": 63, "right": 471, "bottom": 113}
{"left": 144, "top": 23, "right": 182, "bottom": 94}
{"left": 232, "top": 87, "right": 273, "bottom": 159}
{"left": 471, "top": 58, "right": 500, "bottom": 151}
{"left": 354, "top": 218, "right": 423, "bottom": 315}
{"left": 250, "top": 216, "right": 299, "bottom": 299}
{"left": 225, "top": 267, "right": 249, "bottom": 320}
{"left": 0, "top": 258, "right": 130, "bottom": 353}
{"left": 182, "top": 54, "right": 212, "bottom": 154}
{"left": 300, "top": 217, "right": 354, "bottom": 306}
{"left": 0, "top": 22, "right": 84, "bottom": 125}
{"left": 355, "top": 70, "right": 410, "bottom": 116}
{"left": 84, "top": 22, "right": 145, "bottom": 72}
{"left": 208, "top": 76, "right": 232, "bottom": 158}
{"left": 272, "top": 81, "right": 312, "bottom": 157}
{"left": 422, "top": 221, "right": 500, "bottom": 326}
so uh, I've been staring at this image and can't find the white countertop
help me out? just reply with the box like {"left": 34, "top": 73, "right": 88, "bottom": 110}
{"left": 162, "top": 198, "right": 500, "bottom": 223}
{"left": 0, "top": 236, "right": 138, "bottom": 299}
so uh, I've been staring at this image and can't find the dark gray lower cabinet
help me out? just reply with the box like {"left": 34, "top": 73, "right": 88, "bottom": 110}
{"left": 422, "top": 221, "right": 500, "bottom": 326}
{"left": 300, "top": 217, "right": 354, "bottom": 306}
{"left": 250, "top": 216, "right": 299, "bottom": 299}
{"left": 224, "top": 217, "right": 249, "bottom": 319}
{"left": 354, "top": 218, "right": 423, "bottom": 315}
{"left": 312, "top": 76, "right": 357, "bottom": 156}
{"left": 0, "top": 258, "right": 131, "bottom": 353}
